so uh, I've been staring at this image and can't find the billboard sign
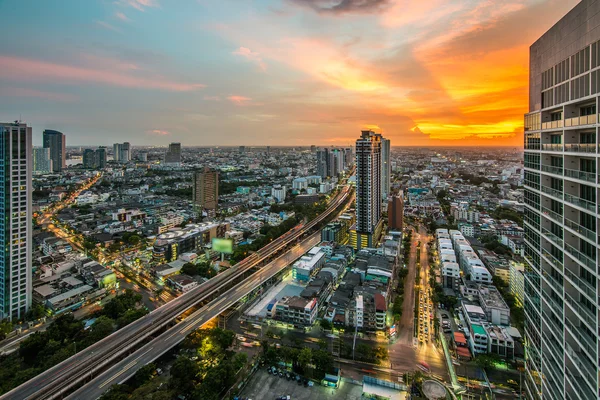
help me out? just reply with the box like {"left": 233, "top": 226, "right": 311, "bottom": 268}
{"left": 212, "top": 238, "right": 233, "bottom": 254}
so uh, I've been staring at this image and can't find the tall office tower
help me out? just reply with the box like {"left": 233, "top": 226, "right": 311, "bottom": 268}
{"left": 42, "top": 129, "right": 65, "bottom": 172}
{"left": 310, "top": 145, "right": 316, "bottom": 152}
{"left": 96, "top": 146, "right": 107, "bottom": 168}
{"left": 239, "top": 145, "right": 246, "bottom": 154}
{"left": 0, "top": 122, "right": 32, "bottom": 320}
{"left": 524, "top": 2, "right": 600, "bottom": 399}
{"left": 82, "top": 149, "right": 96, "bottom": 168}
{"left": 355, "top": 130, "right": 382, "bottom": 249}
{"left": 266, "top": 146, "right": 271, "bottom": 154}
{"left": 138, "top": 151, "right": 148, "bottom": 162}
{"left": 381, "top": 137, "right": 391, "bottom": 199}
{"left": 164, "top": 142, "right": 182, "bottom": 165}
{"left": 193, "top": 167, "right": 219, "bottom": 217}
{"left": 316, "top": 148, "right": 329, "bottom": 178}
{"left": 388, "top": 192, "right": 403, "bottom": 231}
{"left": 32, "top": 147, "right": 52, "bottom": 175}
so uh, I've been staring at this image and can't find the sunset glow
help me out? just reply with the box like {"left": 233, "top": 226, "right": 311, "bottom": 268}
{"left": 0, "top": 0, "right": 581, "bottom": 146}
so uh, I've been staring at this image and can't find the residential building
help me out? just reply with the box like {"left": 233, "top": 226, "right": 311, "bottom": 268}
{"left": 193, "top": 167, "right": 219, "bottom": 217}
{"left": 83, "top": 149, "right": 95, "bottom": 169}
{"left": 164, "top": 142, "right": 181, "bottom": 165}
{"left": 42, "top": 129, "right": 65, "bottom": 172}
{"left": 387, "top": 193, "right": 403, "bottom": 231}
{"left": 152, "top": 222, "right": 229, "bottom": 262}
{"left": 0, "top": 122, "right": 32, "bottom": 320}
{"left": 33, "top": 147, "right": 52, "bottom": 175}
{"left": 477, "top": 285, "right": 510, "bottom": 326}
{"left": 113, "top": 142, "right": 131, "bottom": 163}
{"left": 355, "top": 130, "right": 382, "bottom": 249}
{"left": 509, "top": 260, "right": 525, "bottom": 307}
{"left": 524, "top": 3, "right": 600, "bottom": 398}
{"left": 381, "top": 136, "right": 391, "bottom": 199}
{"left": 271, "top": 185, "right": 287, "bottom": 203}
{"left": 273, "top": 296, "right": 318, "bottom": 327}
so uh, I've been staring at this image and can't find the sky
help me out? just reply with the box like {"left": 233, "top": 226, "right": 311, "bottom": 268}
{"left": 0, "top": 0, "right": 581, "bottom": 147}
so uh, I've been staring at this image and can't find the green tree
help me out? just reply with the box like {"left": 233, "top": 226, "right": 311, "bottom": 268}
{"left": 297, "top": 348, "right": 312, "bottom": 373}
{"left": 86, "top": 316, "right": 115, "bottom": 344}
{"left": 180, "top": 262, "right": 198, "bottom": 276}
{"left": 319, "top": 319, "right": 332, "bottom": 330}
{"left": 169, "top": 356, "right": 198, "bottom": 395}
{"left": 130, "top": 363, "right": 156, "bottom": 389}
{"left": 0, "top": 320, "right": 13, "bottom": 340}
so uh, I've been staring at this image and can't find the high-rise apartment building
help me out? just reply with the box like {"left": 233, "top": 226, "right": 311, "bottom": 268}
{"left": 164, "top": 142, "right": 182, "bottom": 165}
{"left": 193, "top": 167, "right": 219, "bottom": 217}
{"left": 388, "top": 192, "right": 403, "bottom": 231}
{"left": 355, "top": 130, "right": 383, "bottom": 249}
{"left": 316, "top": 147, "right": 348, "bottom": 178}
{"left": 381, "top": 137, "right": 391, "bottom": 199}
{"left": 524, "top": 2, "right": 600, "bottom": 399}
{"left": 83, "top": 147, "right": 107, "bottom": 169}
{"left": 32, "top": 147, "right": 52, "bottom": 175}
{"left": 0, "top": 122, "right": 32, "bottom": 320}
{"left": 316, "top": 148, "right": 329, "bottom": 178}
{"left": 83, "top": 149, "right": 95, "bottom": 168}
{"left": 113, "top": 142, "right": 131, "bottom": 163}
{"left": 42, "top": 129, "right": 65, "bottom": 172}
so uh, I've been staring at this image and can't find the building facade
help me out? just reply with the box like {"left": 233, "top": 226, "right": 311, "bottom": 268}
{"left": 42, "top": 129, "right": 65, "bottom": 172}
{"left": 164, "top": 142, "right": 182, "bottom": 165}
{"left": 0, "top": 122, "right": 32, "bottom": 320}
{"left": 524, "top": 2, "right": 600, "bottom": 399}
{"left": 355, "top": 130, "right": 382, "bottom": 249}
{"left": 193, "top": 167, "right": 219, "bottom": 217}
{"left": 113, "top": 142, "right": 131, "bottom": 163}
{"left": 381, "top": 137, "right": 390, "bottom": 199}
{"left": 32, "top": 147, "right": 52, "bottom": 175}
{"left": 388, "top": 193, "right": 403, "bottom": 230}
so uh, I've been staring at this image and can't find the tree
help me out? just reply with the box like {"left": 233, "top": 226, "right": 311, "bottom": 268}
{"left": 169, "top": 356, "right": 198, "bottom": 395}
{"left": 98, "top": 385, "right": 131, "bottom": 400}
{"left": 130, "top": 363, "right": 156, "bottom": 389}
{"left": 19, "top": 332, "right": 49, "bottom": 365}
{"left": 180, "top": 262, "right": 198, "bottom": 276}
{"left": 297, "top": 348, "right": 312, "bottom": 373}
{"left": 86, "top": 316, "right": 115, "bottom": 344}
{"left": 319, "top": 319, "right": 332, "bottom": 330}
{"left": 0, "top": 320, "right": 12, "bottom": 341}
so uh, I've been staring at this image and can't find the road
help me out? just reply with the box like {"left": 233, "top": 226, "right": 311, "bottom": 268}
{"left": 2, "top": 184, "right": 353, "bottom": 400}
{"left": 67, "top": 233, "right": 322, "bottom": 399}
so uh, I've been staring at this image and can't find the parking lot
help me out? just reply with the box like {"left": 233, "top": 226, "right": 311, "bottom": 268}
{"left": 239, "top": 369, "right": 363, "bottom": 400}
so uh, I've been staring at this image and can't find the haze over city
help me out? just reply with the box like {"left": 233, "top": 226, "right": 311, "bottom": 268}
{"left": 0, "top": 0, "right": 579, "bottom": 146}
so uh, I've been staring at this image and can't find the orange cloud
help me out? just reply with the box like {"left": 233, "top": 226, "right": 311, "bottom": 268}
{"left": 227, "top": 95, "right": 252, "bottom": 105}
{"left": 0, "top": 55, "right": 205, "bottom": 92}
{"left": 232, "top": 47, "right": 267, "bottom": 71}
{"left": 146, "top": 129, "right": 171, "bottom": 136}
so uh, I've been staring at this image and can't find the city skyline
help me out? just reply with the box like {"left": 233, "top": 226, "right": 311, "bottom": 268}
{"left": 0, "top": 0, "right": 579, "bottom": 147}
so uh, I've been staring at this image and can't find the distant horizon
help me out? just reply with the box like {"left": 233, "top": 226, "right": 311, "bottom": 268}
{"left": 60, "top": 144, "right": 524, "bottom": 149}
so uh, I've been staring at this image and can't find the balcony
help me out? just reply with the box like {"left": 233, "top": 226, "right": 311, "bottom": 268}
{"left": 565, "top": 318, "right": 596, "bottom": 360}
{"left": 564, "top": 193, "right": 596, "bottom": 212}
{"left": 541, "top": 206, "right": 563, "bottom": 224}
{"left": 541, "top": 248, "right": 563, "bottom": 268}
{"left": 542, "top": 120, "right": 564, "bottom": 130}
{"left": 541, "top": 226, "right": 564, "bottom": 247}
{"left": 564, "top": 268, "right": 596, "bottom": 301}
{"left": 564, "top": 218, "right": 597, "bottom": 243}
{"left": 541, "top": 186, "right": 563, "bottom": 200}
{"left": 565, "top": 368, "right": 596, "bottom": 400}
{"left": 525, "top": 143, "right": 541, "bottom": 150}
{"left": 564, "top": 114, "right": 597, "bottom": 127}
{"left": 541, "top": 144, "right": 563, "bottom": 151}
{"left": 564, "top": 242, "right": 597, "bottom": 271}
{"left": 564, "top": 168, "right": 596, "bottom": 183}
{"left": 565, "top": 342, "right": 596, "bottom": 387}
{"left": 542, "top": 270, "right": 563, "bottom": 295}
{"left": 541, "top": 165, "right": 564, "bottom": 175}
{"left": 564, "top": 143, "right": 597, "bottom": 153}
{"left": 564, "top": 291, "right": 596, "bottom": 328}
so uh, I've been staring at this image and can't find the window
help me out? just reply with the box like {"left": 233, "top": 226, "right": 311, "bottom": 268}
{"left": 550, "top": 156, "right": 563, "bottom": 168}
{"left": 550, "top": 112, "right": 562, "bottom": 121}
{"left": 580, "top": 105, "right": 596, "bottom": 116}
{"left": 580, "top": 239, "right": 596, "bottom": 260}
{"left": 580, "top": 158, "right": 596, "bottom": 173}
{"left": 550, "top": 134, "right": 562, "bottom": 144}
{"left": 550, "top": 177, "right": 563, "bottom": 192}
{"left": 580, "top": 184, "right": 596, "bottom": 202}
{"left": 580, "top": 132, "right": 596, "bottom": 144}
{"left": 580, "top": 211, "right": 596, "bottom": 232}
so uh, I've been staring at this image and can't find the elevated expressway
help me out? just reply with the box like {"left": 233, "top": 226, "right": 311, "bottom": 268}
{"left": 2, "top": 185, "right": 353, "bottom": 400}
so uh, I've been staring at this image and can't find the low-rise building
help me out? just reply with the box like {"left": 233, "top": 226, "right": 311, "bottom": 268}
{"left": 292, "top": 247, "right": 326, "bottom": 282}
{"left": 273, "top": 296, "right": 318, "bottom": 327}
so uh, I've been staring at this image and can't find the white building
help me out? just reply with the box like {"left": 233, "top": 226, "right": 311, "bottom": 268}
{"left": 292, "top": 177, "right": 308, "bottom": 190}
{"left": 33, "top": 147, "right": 52, "bottom": 175}
{"left": 0, "top": 122, "right": 32, "bottom": 320}
{"left": 271, "top": 185, "right": 287, "bottom": 203}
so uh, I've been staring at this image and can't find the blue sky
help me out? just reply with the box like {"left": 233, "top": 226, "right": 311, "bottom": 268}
{"left": 0, "top": 0, "right": 580, "bottom": 147}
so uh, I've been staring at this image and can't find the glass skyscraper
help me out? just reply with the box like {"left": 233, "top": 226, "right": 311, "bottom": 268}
{"left": 524, "top": 1, "right": 600, "bottom": 399}
{"left": 0, "top": 122, "right": 32, "bottom": 321}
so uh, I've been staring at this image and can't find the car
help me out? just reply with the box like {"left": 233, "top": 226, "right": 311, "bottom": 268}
{"left": 156, "top": 368, "right": 163, "bottom": 376}
{"left": 285, "top": 373, "right": 291, "bottom": 380}
{"left": 308, "top": 381, "right": 314, "bottom": 387}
